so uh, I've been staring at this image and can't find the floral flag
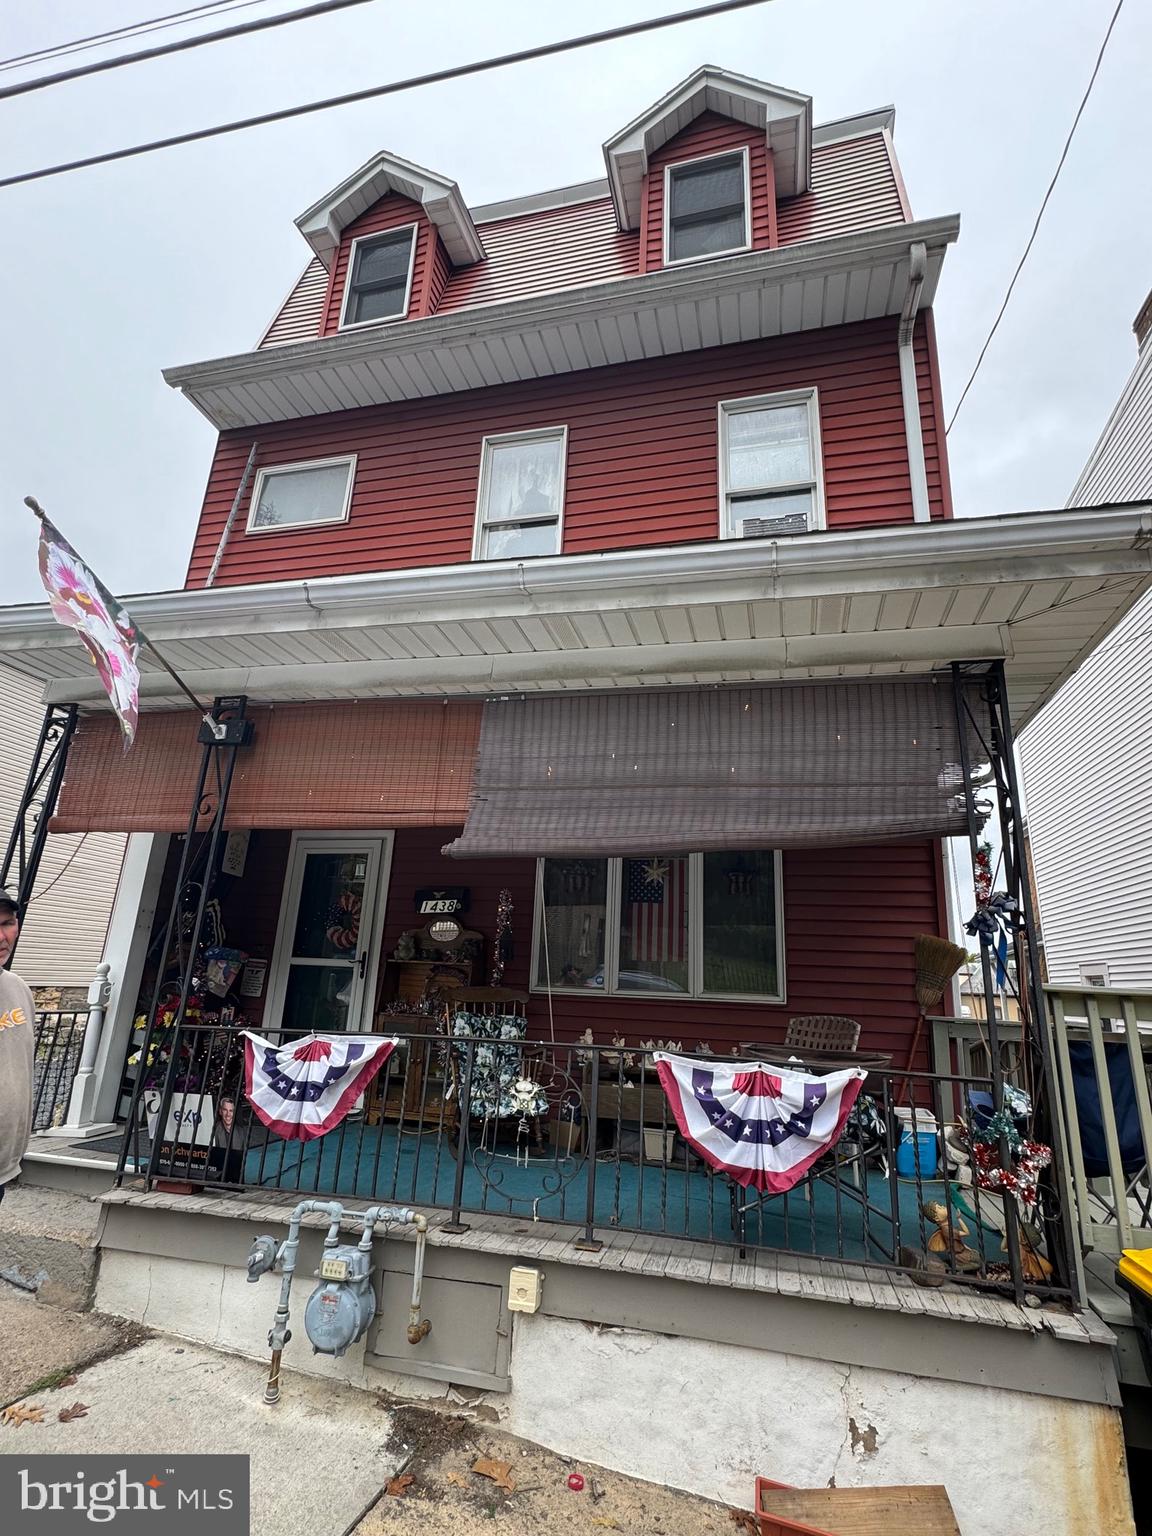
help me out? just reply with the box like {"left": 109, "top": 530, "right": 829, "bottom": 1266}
{"left": 37, "top": 512, "right": 141, "bottom": 746}
{"left": 654, "top": 1052, "right": 867, "bottom": 1193}
{"left": 240, "top": 1031, "right": 398, "bottom": 1141}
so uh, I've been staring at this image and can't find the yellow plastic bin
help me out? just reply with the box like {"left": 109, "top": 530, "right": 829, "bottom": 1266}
{"left": 1117, "top": 1248, "right": 1152, "bottom": 1381}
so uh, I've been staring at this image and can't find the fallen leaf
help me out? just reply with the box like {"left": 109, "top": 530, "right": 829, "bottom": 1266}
{"left": 728, "top": 1511, "right": 758, "bottom": 1534}
{"left": 385, "top": 1474, "right": 414, "bottom": 1498}
{"left": 591, "top": 1521, "right": 620, "bottom": 1530}
{"left": 472, "top": 1457, "right": 517, "bottom": 1493}
{"left": 444, "top": 1472, "right": 470, "bottom": 1489}
{"left": 3, "top": 1403, "right": 45, "bottom": 1428}
{"left": 50, "top": 1375, "right": 78, "bottom": 1391}
{"left": 57, "top": 1403, "right": 89, "bottom": 1423}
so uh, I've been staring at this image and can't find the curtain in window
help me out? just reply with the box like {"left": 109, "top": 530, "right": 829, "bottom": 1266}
{"left": 442, "top": 678, "right": 985, "bottom": 857}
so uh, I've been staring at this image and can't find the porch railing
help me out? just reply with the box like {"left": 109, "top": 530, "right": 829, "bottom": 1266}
{"left": 32, "top": 1006, "right": 90, "bottom": 1132}
{"left": 131, "top": 1023, "right": 1070, "bottom": 1302}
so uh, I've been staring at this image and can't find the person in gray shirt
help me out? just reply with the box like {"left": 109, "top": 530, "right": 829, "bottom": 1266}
{"left": 0, "top": 888, "right": 35, "bottom": 1202}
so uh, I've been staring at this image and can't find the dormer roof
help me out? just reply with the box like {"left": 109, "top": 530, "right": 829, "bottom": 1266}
{"left": 295, "top": 150, "right": 485, "bottom": 269}
{"left": 603, "top": 65, "right": 813, "bottom": 230}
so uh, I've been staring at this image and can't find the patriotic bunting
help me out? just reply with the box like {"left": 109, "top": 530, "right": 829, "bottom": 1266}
{"left": 654, "top": 1052, "right": 867, "bottom": 1193}
{"left": 241, "top": 1031, "right": 397, "bottom": 1141}
{"left": 36, "top": 511, "right": 141, "bottom": 746}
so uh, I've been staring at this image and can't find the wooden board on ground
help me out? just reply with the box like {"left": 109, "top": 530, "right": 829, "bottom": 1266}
{"left": 756, "top": 1483, "right": 961, "bottom": 1535}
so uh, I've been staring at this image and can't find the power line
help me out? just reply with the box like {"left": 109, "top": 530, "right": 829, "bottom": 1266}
{"left": 0, "top": 0, "right": 380, "bottom": 102}
{"left": 0, "top": 0, "right": 270, "bottom": 74}
{"left": 945, "top": 0, "right": 1126, "bottom": 436}
{"left": 0, "top": 0, "right": 776, "bottom": 190}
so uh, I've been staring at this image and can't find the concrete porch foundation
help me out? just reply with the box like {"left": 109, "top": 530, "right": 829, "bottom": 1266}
{"left": 91, "top": 1188, "right": 1135, "bottom": 1536}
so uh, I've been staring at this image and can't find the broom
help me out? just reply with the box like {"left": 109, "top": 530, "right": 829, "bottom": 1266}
{"left": 901, "top": 934, "right": 968, "bottom": 1098}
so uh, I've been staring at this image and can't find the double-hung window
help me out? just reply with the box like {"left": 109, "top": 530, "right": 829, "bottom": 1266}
{"left": 533, "top": 851, "right": 784, "bottom": 1002}
{"left": 664, "top": 149, "right": 750, "bottom": 265}
{"left": 473, "top": 427, "right": 567, "bottom": 560}
{"left": 719, "top": 390, "right": 824, "bottom": 538}
{"left": 340, "top": 225, "right": 417, "bottom": 327}
{"left": 246, "top": 455, "right": 356, "bottom": 533}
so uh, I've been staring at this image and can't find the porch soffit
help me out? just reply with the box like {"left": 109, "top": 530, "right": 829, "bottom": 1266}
{"left": 162, "top": 217, "right": 957, "bottom": 431}
{"left": 0, "top": 506, "right": 1149, "bottom": 730}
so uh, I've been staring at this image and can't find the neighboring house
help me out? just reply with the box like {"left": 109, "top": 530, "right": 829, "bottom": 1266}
{"left": 1020, "top": 292, "right": 1152, "bottom": 989}
{"left": 1, "top": 663, "right": 124, "bottom": 989}
{"left": 0, "top": 68, "right": 1148, "bottom": 1530}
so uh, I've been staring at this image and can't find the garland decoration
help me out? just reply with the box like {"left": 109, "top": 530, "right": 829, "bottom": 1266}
{"left": 491, "top": 888, "right": 513, "bottom": 984}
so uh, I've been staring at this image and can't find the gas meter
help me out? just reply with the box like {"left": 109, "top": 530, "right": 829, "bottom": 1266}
{"left": 304, "top": 1244, "right": 375, "bottom": 1357}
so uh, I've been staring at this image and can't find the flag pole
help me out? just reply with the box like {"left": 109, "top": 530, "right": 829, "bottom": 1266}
{"left": 24, "top": 495, "right": 223, "bottom": 734}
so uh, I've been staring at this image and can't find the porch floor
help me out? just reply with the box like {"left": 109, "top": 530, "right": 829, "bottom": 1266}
{"left": 233, "top": 1119, "right": 997, "bottom": 1265}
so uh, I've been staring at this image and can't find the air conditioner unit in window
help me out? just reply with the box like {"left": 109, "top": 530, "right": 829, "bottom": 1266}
{"left": 740, "top": 511, "right": 810, "bottom": 539}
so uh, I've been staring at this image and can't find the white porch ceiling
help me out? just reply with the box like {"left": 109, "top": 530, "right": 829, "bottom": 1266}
{"left": 1, "top": 508, "right": 1149, "bottom": 730}
{"left": 162, "top": 218, "right": 957, "bottom": 431}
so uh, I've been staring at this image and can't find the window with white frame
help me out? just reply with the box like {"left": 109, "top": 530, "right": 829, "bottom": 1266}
{"left": 246, "top": 456, "right": 356, "bottom": 533}
{"left": 474, "top": 427, "right": 567, "bottom": 560}
{"left": 719, "top": 391, "right": 824, "bottom": 538}
{"left": 533, "top": 851, "right": 783, "bottom": 1001}
{"left": 664, "top": 149, "right": 750, "bottom": 265}
{"left": 340, "top": 225, "right": 417, "bottom": 327}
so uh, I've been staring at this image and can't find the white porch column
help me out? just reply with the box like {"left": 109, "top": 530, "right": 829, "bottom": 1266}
{"left": 80, "top": 832, "right": 171, "bottom": 1132}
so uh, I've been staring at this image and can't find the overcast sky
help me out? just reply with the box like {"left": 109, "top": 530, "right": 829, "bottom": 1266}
{"left": 0, "top": 0, "right": 1147, "bottom": 608}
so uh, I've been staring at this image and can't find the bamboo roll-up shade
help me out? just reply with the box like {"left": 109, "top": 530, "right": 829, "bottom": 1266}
{"left": 52, "top": 699, "right": 482, "bottom": 833}
{"left": 443, "top": 679, "right": 984, "bottom": 857}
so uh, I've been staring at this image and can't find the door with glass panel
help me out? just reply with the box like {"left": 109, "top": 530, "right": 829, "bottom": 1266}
{"left": 265, "top": 834, "right": 392, "bottom": 1037}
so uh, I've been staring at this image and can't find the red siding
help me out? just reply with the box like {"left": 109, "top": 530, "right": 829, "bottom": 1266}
{"left": 776, "top": 133, "right": 906, "bottom": 246}
{"left": 257, "top": 133, "right": 907, "bottom": 347}
{"left": 427, "top": 233, "right": 453, "bottom": 314}
{"left": 186, "top": 318, "right": 948, "bottom": 587}
{"left": 439, "top": 199, "right": 639, "bottom": 313}
{"left": 640, "top": 111, "right": 775, "bottom": 273}
{"left": 321, "top": 194, "right": 437, "bottom": 334}
{"left": 378, "top": 828, "right": 942, "bottom": 1068}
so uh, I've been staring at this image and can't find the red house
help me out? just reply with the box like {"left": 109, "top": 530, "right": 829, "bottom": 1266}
{"left": 2, "top": 68, "right": 1147, "bottom": 1524}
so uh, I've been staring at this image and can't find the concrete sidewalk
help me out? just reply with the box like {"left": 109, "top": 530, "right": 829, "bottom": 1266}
{"left": 0, "top": 1331, "right": 407, "bottom": 1536}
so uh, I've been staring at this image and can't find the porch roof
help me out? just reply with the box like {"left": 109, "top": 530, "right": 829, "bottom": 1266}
{"left": 0, "top": 503, "right": 1149, "bottom": 729}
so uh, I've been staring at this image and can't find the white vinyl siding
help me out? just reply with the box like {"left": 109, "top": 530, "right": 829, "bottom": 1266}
{"left": 0, "top": 666, "right": 125, "bottom": 989}
{"left": 1019, "top": 329, "right": 1152, "bottom": 988}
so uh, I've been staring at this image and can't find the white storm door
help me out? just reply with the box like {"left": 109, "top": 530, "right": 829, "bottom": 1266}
{"left": 265, "top": 833, "right": 392, "bottom": 1036}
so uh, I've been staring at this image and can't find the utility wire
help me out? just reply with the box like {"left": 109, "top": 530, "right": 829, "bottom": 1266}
{"left": 945, "top": 0, "right": 1126, "bottom": 435}
{"left": 0, "top": 0, "right": 379, "bottom": 101}
{"left": 0, "top": 0, "right": 775, "bottom": 190}
{"left": 0, "top": 0, "right": 270, "bottom": 74}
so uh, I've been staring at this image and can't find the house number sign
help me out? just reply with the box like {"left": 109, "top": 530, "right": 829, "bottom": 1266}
{"left": 415, "top": 886, "right": 470, "bottom": 915}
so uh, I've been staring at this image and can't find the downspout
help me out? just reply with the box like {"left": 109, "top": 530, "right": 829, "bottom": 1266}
{"left": 899, "top": 242, "right": 931, "bottom": 524}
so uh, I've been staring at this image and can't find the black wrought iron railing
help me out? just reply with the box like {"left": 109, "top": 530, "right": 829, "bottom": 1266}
{"left": 130, "top": 1024, "right": 1070, "bottom": 1303}
{"left": 32, "top": 1007, "right": 89, "bottom": 1132}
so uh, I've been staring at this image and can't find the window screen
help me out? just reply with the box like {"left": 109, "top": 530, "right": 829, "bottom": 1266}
{"left": 667, "top": 153, "right": 747, "bottom": 263}
{"left": 344, "top": 228, "right": 415, "bottom": 325}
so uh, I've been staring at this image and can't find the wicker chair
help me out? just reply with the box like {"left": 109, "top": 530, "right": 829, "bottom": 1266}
{"left": 784, "top": 1015, "right": 861, "bottom": 1055}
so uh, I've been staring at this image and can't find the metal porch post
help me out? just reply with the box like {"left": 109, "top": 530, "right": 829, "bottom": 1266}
{"left": 115, "top": 697, "right": 252, "bottom": 1185}
{"left": 985, "top": 660, "right": 1085, "bottom": 1306}
{"left": 1, "top": 702, "right": 78, "bottom": 969}
{"left": 951, "top": 663, "right": 1026, "bottom": 1301}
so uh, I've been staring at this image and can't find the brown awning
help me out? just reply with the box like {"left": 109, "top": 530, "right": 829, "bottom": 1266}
{"left": 443, "top": 679, "right": 983, "bottom": 857}
{"left": 52, "top": 699, "right": 482, "bottom": 833}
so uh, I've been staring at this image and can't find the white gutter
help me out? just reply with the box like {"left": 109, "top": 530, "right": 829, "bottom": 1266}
{"left": 0, "top": 505, "right": 1148, "bottom": 651}
{"left": 899, "top": 241, "right": 931, "bottom": 524}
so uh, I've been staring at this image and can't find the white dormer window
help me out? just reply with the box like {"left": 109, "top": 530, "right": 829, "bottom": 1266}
{"left": 473, "top": 427, "right": 567, "bottom": 560}
{"left": 664, "top": 148, "right": 751, "bottom": 265}
{"left": 339, "top": 225, "right": 417, "bottom": 327}
{"left": 719, "top": 390, "right": 825, "bottom": 538}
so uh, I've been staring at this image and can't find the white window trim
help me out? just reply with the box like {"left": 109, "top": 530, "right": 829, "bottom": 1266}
{"left": 530, "top": 851, "right": 786, "bottom": 1005}
{"left": 717, "top": 388, "right": 826, "bottom": 540}
{"left": 471, "top": 425, "right": 569, "bottom": 562}
{"left": 663, "top": 146, "right": 752, "bottom": 268}
{"left": 245, "top": 453, "right": 357, "bottom": 535}
{"left": 338, "top": 223, "right": 419, "bottom": 331}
